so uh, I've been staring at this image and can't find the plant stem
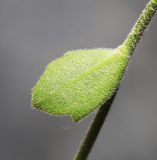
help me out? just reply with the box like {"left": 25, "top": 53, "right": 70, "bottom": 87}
{"left": 119, "top": 0, "right": 157, "bottom": 56}
{"left": 74, "top": 0, "right": 157, "bottom": 160}
{"left": 74, "top": 93, "right": 116, "bottom": 160}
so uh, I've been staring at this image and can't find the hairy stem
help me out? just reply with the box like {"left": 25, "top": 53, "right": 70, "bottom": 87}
{"left": 119, "top": 0, "right": 157, "bottom": 56}
{"left": 74, "top": 0, "right": 157, "bottom": 160}
{"left": 74, "top": 93, "right": 116, "bottom": 160}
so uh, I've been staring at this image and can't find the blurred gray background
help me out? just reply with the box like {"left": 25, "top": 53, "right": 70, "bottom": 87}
{"left": 0, "top": 0, "right": 157, "bottom": 160}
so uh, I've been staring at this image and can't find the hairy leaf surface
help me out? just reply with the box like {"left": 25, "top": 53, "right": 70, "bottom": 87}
{"left": 32, "top": 48, "right": 129, "bottom": 121}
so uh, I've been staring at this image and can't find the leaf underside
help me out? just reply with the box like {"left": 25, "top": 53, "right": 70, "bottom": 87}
{"left": 32, "top": 48, "right": 129, "bottom": 121}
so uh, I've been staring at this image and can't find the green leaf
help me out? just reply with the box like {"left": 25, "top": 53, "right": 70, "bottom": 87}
{"left": 32, "top": 48, "right": 129, "bottom": 121}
